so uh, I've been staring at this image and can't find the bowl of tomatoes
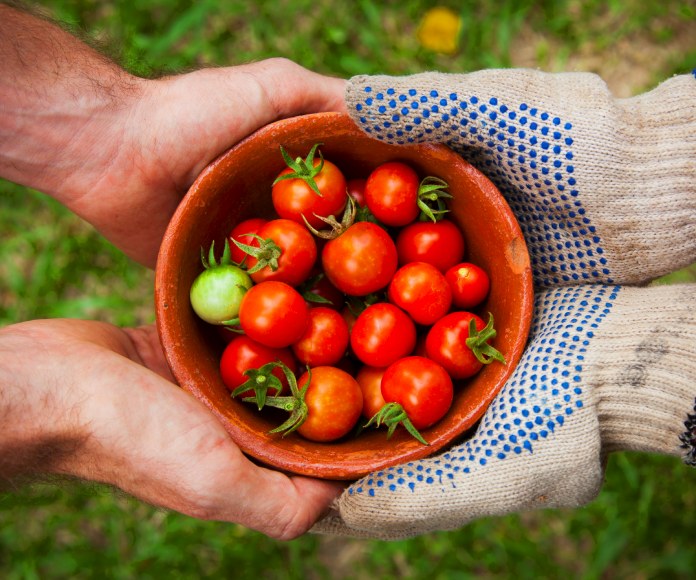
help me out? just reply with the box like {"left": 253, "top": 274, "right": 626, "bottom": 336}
{"left": 155, "top": 112, "right": 534, "bottom": 480}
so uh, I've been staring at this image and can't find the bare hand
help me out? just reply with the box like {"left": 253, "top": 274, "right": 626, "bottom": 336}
{"left": 63, "top": 60, "right": 348, "bottom": 267}
{"left": 0, "top": 319, "right": 343, "bottom": 539}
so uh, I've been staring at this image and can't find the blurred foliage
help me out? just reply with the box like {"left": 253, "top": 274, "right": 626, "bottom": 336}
{"left": 2, "top": 0, "right": 695, "bottom": 578}
{"left": 35, "top": 0, "right": 696, "bottom": 80}
{"left": 0, "top": 184, "right": 152, "bottom": 327}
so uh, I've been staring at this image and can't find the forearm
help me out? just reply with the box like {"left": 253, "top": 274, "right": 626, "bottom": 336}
{"left": 0, "top": 3, "right": 144, "bottom": 204}
{"left": 0, "top": 323, "right": 88, "bottom": 483}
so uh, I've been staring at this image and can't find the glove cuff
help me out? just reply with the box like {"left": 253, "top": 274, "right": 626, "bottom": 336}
{"left": 588, "top": 284, "right": 696, "bottom": 464}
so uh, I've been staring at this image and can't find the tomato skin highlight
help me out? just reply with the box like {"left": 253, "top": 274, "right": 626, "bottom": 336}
{"left": 396, "top": 219, "right": 465, "bottom": 272}
{"left": 272, "top": 159, "right": 347, "bottom": 229}
{"left": 445, "top": 262, "right": 490, "bottom": 309}
{"left": 228, "top": 218, "right": 267, "bottom": 265}
{"left": 322, "top": 222, "right": 398, "bottom": 296}
{"left": 381, "top": 356, "right": 453, "bottom": 430}
{"left": 291, "top": 307, "right": 350, "bottom": 367}
{"left": 365, "top": 161, "right": 420, "bottom": 226}
{"left": 356, "top": 365, "right": 387, "bottom": 420}
{"left": 425, "top": 311, "right": 486, "bottom": 379}
{"left": 245, "top": 219, "right": 317, "bottom": 286}
{"left": 350, "top": 302, "right": 417, "bottom": 367}
{"left": 387, "top": 261, "right": 452, "bottom": 326}
{"left": 239, "top": 281, "right": 310, "bottom": 348}
{"left": 296, "top": 366, "right": 363, "bottom": 442}
{"left": 219, "top": 335, "right": 296, "bottom": 397}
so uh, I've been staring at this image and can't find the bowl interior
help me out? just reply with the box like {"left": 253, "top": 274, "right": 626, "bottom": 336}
{"left": 155, "top": 112, "right": 533, "bottom": 480}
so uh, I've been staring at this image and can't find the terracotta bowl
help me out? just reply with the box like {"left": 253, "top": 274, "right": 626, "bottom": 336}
{"left": 155, "top": 112, "right": 533, "bottom": 480}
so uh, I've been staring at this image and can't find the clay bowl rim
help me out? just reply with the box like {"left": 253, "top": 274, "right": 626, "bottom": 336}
{"left": 155, "top": 111, "right": 534, "bottom": 480}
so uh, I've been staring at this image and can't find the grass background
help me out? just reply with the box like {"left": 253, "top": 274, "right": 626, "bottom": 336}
{"left": 1, "top": 0, "right": 696, "bottom": 577}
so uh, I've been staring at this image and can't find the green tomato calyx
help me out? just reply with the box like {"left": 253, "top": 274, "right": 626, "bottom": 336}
{"left": 239, "top": 362, "right": 310, "bottom": 437}
{"left": 230, "top": 234, "right": 282, "bottom": 274}
{"left": 365, "top": 402, "right": 429, "bottom": 445}
{"left": 417, "top": 176, "right": 453, "bottom": 223}
{"left": 201, "top": 238, "right": 236, "bottom": 269}
{"left": 273, "top": 143, "right": 325, "bottom": 197}
{"left": 231, "top": 361, "right": 286, "bottom": 410}
{"left": 466, "top": 312, "right": 507, "bottom": 365}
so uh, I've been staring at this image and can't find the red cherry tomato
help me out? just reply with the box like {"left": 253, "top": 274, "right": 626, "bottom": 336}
{"left": 445, "top": 262, "right": 490, "bottom": 309}
{"left": 291, "top": 307, "right": 350, "bottom": 367}
{"left": 272, "top": 157, "right": 347, "bottom": 229}
{"left": 425, "top": 311, "right": 486, "bottom": 379}
{"left": 322, "top": 222, "right": 398, "bottom": 296}
{"left": 396, "top": 219, "right": 465, "bottom": 272}
{"left": 296, "top": 366, "right": 363, "bottom": 442}
{"left": 381, "top": 356, "right": 453, "bottom": 430}
{"left": 350, "top": 302, "right": 416, "bottom": 367}
{"left": 228, "top": 218, "right": 267, "bottom": 265}
{"left": 242, "top": 219, "right": 317, "bottom": 287}
{"left": 239, "top": 281, "right": 310, "bottom": 348}
{"left": 387, "top": 262, "right": 452, "bottom": 326}
{"left": 356, "top": 365, "right": 387, "bottom": 420}
{"left": 364, "top": 161, "right": 420, "bottom": 226}
{"left": 346, "top": 178, "right": 367, "bottom": 207}
{"left": 219, "top": 335, "right": 296, "bottom": 397}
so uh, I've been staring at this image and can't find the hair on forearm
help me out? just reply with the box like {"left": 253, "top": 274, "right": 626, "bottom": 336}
{"left": 0, "top": 0, "right": 145, "bottom": 99}
{"left": 2, "top": 0, "right": 117, "bottom": 61}
{"left": 0, "top": 391, "right": 90, "bottom": 488}
{"left": 0, "top": 435, "right": 90, "bottom": 490}
{"left": 0, "top": 344, "right": 90, "bottom": 487}
{"left": 1, "top": 0, "right": 163, "bottom": 80}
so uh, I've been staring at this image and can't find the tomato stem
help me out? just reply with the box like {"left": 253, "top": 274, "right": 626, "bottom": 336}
{"left": 201, "top": 239, "right": 236, "bottom": 270}
{"left": 354, "top": 204, "right": 379, "bottom": 224}
{"left": 243, "top": 362, "right": 312, "bottom": 437}
{"left": 220, "top": 323, "right": 244, "bottom": 336}
{"left": 417, "top": 176, "right": 453, "bottom": 223}
{"left": 302, "top": 195, "right": 356, "bottom": 240}
{"left": 231, "top": 361, "right": 286, "bottom": 410}
{"left": 230, "top": 234, "right": 283, "bottom": 274}
{"left": 466, "top": 312, "right": 507, "bottom": 365}
{"left": 365, "top": 402, "right": 429, "bottom": 445}
{"left": 273, "top": 143, "right": 325, "bottom": 197}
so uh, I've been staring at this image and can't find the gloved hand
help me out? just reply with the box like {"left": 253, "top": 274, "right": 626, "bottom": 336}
{"left": 313, "top": 70, "right": 696, "bottom": 539}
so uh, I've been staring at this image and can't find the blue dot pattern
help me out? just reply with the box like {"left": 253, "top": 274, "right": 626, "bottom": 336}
{"left": 354, "top": 86, "right": 613, "bottom": 288}
{"left": 347, "top": 284, "right": 620, "bottom": 498}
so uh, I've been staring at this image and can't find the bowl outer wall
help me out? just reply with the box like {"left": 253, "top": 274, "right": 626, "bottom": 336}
{"left": 155, "top": 112, "right": 534, "bottom": 480}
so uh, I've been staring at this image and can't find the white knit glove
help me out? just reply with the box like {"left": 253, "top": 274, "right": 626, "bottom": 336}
{"left": 313, "top": 70, "right": 696, "bottom": 539}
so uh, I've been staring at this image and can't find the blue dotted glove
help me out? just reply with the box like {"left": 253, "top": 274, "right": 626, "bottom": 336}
{"left": 350, "top": 70, "right": 696, "bottom": 288}
{"left": 313, "top": 70, "right": 696, "bottom": 539}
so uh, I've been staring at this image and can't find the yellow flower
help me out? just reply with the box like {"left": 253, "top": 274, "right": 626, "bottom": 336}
{"left": 417, "top": 7, "right": 462, "bottom": 55}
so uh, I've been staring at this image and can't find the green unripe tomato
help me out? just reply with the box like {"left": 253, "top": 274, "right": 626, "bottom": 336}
{"left": 190, "top": 264, "right": 253, "bottom": 324}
